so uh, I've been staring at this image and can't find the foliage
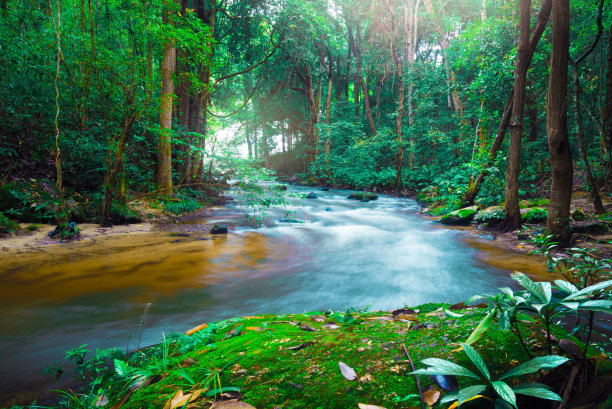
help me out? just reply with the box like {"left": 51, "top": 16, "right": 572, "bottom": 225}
{"left": 410, "top": 343, "right": 567, "bottom": 408}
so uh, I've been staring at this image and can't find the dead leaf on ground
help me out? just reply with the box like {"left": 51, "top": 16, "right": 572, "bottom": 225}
{"left": 245, "top": 327, "right": 262, "bottom": 331}
{"left": 242, "top": 316, "right": 263, "bottom": 319}
{"left": 339, "top": 361, "right": 357, "bottom": 380}
{"left": 310, "top": 315, "right": 326, "bottom": 323}
{"left": 211, "top": 400, "right": 256, "bottom": 409}
{"left": 358, "top": 404, "right": 387, "bottom": 409}
{"left": 180, "top": 357, "right": 199, "bottom": 368}
{"left": 322, "top": 322, "right": 340, "bottom": 329}
{"left": 365, "top": 316, "right": 392, "bottom": 322}
{"left": 285, "top": 342, "right": 314, "bottom": 351}
{"left": 186, "top": 323, "right": 208, "bottom": 336}
{"left": 424, "top": 390, "right": 441, "bottom": 406}
{"left": 163, "top": 389, "right": 184, "bottom": 409}
{"left": 299, "top": 324, "right": 318, "bottom": 332}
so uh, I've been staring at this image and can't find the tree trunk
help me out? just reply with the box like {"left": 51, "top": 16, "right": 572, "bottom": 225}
{"left": 502, "top": 0, "right": 530, "bottom": 231}
{"left": 572, "top": 66, "right": 605, "bottom": 214}
{"left": 347, "top": 21, "right": 376, "bottom": 136}
{"left": 156, "top": 0, "right": 176, "bottom": 195}
{"left": 460, "top": 0, "right": 552, "bottom": 207}
{"left": 546, "top": 0, "right": 572, "bottom": 241}
{"left": 605, "top": 25, "right": 612, "bottom": 172}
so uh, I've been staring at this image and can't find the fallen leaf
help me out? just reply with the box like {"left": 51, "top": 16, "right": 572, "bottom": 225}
{"left": 95, "top": 394, "right": 109, "bottom": 407}
{"left": 339, "top": 361, "right": 357, "bottom": 380}
{"left": 186, "top": 323, "right": 208, "bottom": 336}
{"left": 366, "top": 316, "right": 393, "bottom": 321}
{"left": 211, "top": 400, "right": 256, "bottom": 409}
{"left": 242, "top": 316, "right": 263, "bottom": 319}
{"left": 322, "top": 322, "right": 340, "bottom": 329}
{"left": 179, "top": 357, "right": 198, "bottom": 368}
{"left": 285, "top": 342, "right": 314, "bottom": 351}
{"left": 299, "top": 324, "right": 318, "bottom": 332}
{"left": 423, "top": 390, "right": 441, "bottom": 406}
{"left": 245, "top": 327, "right": 262, "bottom": 331}
{"left": 310, "top": 315, "right": 326, "bottom": 323}
{"left": 163, "top": 389, "right": 184, "bottom": 409}
{"left": 358, "top": 404, "right": 387, "bottom": 409}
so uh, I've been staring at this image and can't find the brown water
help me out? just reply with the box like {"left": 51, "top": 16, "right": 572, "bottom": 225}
{"left": 0, "top": 185, "right": 549, "bottom": 403}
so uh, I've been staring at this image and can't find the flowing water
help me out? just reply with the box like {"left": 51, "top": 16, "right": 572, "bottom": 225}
{"left": 0, "top": 185, "right": 548, "bottom": 402}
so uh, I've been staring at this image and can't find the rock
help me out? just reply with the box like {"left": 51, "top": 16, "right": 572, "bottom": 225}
{"left": 210, "top": 224, "right": 228, "bottom": 234}
{"left": 440, "top": 206, "right": 478, "bottom": 225}
{"left": 325, "top": 207, "right": 332, "bottom": 212}
{"left": 278, "top": 218, "right": 303, "bottom": 224}
{"left": 572, "top": 208, "right": 585, "bottom": 221}
{"left": 273, "top": 184, "right": 288, "bottom": 191}
{"left": 305, "top": 192, "right": 318, "bottom": 199}
{"left": 473, "top": 206, "right": 504, "bottom": 226}
{"left": 320, "top": 187, "right": 330, "bottom": 191}
{"left": 520, "top": 207, "right": 548, "bottom": 223}
{"left": 347, "top": 192, "right": 378, "bottom": 201}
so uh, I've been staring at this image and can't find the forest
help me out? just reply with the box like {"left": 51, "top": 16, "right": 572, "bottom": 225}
{"left": 1, "top": 0, "right": 612, "bottom": 408}
{"left": 0, "top": 0, "right": 610, "bottom": 239}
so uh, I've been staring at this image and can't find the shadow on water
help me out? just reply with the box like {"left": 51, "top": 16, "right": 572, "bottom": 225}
{"left": 0, "top": 185, "right": 549, "bottom": 404}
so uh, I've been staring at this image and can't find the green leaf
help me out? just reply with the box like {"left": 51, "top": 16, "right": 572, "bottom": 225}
{"left": 461, "top": 343, "right": 490, "bottom": 380}
{"left": 440, "top": 391, "right": 458, "bottom": 404}
{"left": 565, "top": 280, "right": 612, "bottom": 300}
{"left": 554, "top": 280, "right": 578, "bottom": 294}
{"left": 512, "top": 272, "right": 551, "bottom": 303}
{"left": 458, "top": 385, "right": 487, "bottom": 406}
{"left": 465, "top": 312, "right": 494, "bottom": 346}
{"left": 205, "top": 386, "right": 241, "bottom": 397}
{"left": 500, "top": 356, "right": 570, "bottom": 380}
{"left": 492, "top": 381, "right": 516, "bottom": 408}
{"left": 114, "top": 359, "right": 130, "bottom": 377}
{"left": 513, "top": 383, "right": 564, "bottom": 402}
{"left": 412, "top": 358, "right": 480, "bottom": 379}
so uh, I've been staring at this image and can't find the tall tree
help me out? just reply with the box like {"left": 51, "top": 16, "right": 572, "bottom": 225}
{"left": 460, "top": 0, "right": 552, "bottom": 207}
{"left": 501, "top": 0, "right": 530, "bottom": 231}
{"left": 156, "top": 0, "right": 177, "bottom": 194}
{"left": 546, "top": 0, "right": 572, "bottom": 241}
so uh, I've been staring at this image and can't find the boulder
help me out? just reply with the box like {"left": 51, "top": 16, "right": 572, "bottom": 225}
{"left": 473, "top": 206, "right": 504, "bottom": 226}
{"left": 320, "top": 187, "right": 330, "bottom": 191}
{"left": 273, "top": 185, "right": 288, "bottom": 191}
{"left": 520, "top": 207, "right": 547, "bottom": 223}
{"left": 440, "top": 206, "right": 478, "bottom": 225}
{"left": 347, "top": 192, "right": 378, "bottom": 201}
{"left": 306, "top": 192, "right": 318, "bottom": 199}
{"left": 210, "top": 224, "right": 228, "bottom": 234}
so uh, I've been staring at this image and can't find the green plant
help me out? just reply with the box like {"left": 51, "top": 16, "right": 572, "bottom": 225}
{"left": 410, "top": 343, "right": 567, "bottom": 408}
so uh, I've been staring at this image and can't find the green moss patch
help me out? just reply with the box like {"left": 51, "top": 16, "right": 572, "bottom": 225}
{"left": 440, "top": 206, "right": 478, "bottom": 225}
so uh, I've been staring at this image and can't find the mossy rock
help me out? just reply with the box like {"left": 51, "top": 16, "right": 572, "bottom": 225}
{"left": 347, "top": 192, "right": 378, "bottom": 201}
{"left": 440, "top": 205, "right": 478, "bottom": 225}
{"left": 0, "top": 212, "right": 20, "bottom": 236}
{"left": 520, "top": 198, "right": 549, "bottom": 208}
{"left": 273, "top": 184, "right": 288, "bottom": 191}
{"left": 572, "top": 208, "right": 585, "bottom": 221}
{"left": 474, "top": 206, "right": 505, "bottom": 226}
{"left": 521, "top": 207, "right": 548, "bottom": 223}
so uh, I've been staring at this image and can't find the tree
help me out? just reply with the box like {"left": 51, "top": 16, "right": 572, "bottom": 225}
{"left": 545, "top": 0, "right": 572, "bottom": 241}
{"left": 501, "top": 0, "right": 530, "bottom": 231}
{"left": 156, "top": 0, "right": 177, "bottom": 195}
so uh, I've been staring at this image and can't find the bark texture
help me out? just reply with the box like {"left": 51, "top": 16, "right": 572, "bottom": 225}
{"left": 546, "top": 0, "right": 572, "bottom": 241}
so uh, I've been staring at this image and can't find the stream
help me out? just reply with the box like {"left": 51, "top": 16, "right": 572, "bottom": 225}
{"left": 0, "top": 184, "right": 548, "bottom": 402}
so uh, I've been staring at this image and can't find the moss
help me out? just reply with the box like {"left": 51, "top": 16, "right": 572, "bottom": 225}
{"left": 114, "top": 306, "right": 549, "bottom": 409}
{"left": 598, "top": 212, "right": 612, "bottom": 222}
{"left": 440, "top": 206, "right": 478, "bottom": 225}
{"left": 521, "top": 198, "right": 549, "bottom": 208}
{"left": 521, "top": 207, "right": 548, "bottom": 223}
{"left": 474, "top": 206, "right": 504, "bottom": 226}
